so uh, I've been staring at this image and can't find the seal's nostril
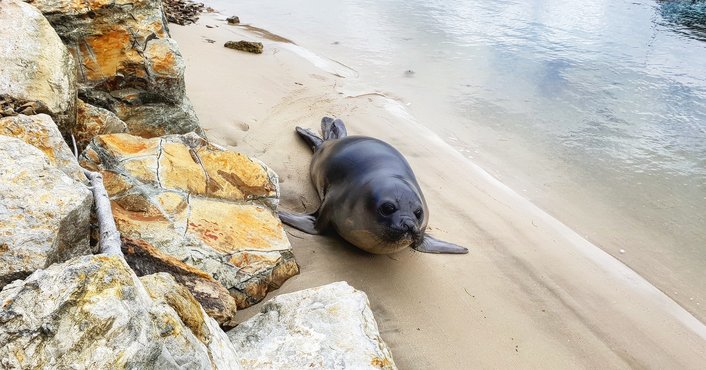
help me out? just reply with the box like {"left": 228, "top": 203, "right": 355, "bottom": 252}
{"left": 402, "top": 220, "right": 416, "bottom": 233}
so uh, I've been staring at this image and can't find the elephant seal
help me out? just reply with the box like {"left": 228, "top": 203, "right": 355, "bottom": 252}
{"left": 278, "top": 117, "right": 468, "bottom": 255}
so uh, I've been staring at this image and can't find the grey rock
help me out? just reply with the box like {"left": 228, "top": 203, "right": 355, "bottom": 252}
{"left": 140, "top": 273, "right": 241, "bottom": 369}
{"left": 228, "top": 282, "right": 397, "bottom": 370}
{"left": 0, "top": 254, "right": 241, "bottom": 369}
{"left": 0, "top": 0, "right": 77, "bottom": 136}
{"left": 0, "top": 136, "right": 92, "bottom": 287}
{"left": 0, "top": 114, "right": 85, "bottom": 183}
{"left": 112, "top": 96, "right": 205, "bottom": 139}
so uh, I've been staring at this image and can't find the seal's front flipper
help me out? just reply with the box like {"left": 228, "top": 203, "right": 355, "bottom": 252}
{"left": 295, "top": 127, "right": 324, "bottom": 152}
{"left": 278, "top": 211, "right": 321, "bottom": 234}
{"left": 321, "top": 116, "right": 348, "bottom": 140}
{"left": 414, "top": 234, "right": 469, "bottom": 254}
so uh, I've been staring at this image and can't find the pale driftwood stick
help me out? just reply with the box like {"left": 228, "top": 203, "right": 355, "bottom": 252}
{"left": 83, "top": 169, "right": 123, "bottom": 256}
{"left": 71, "top": 135, "right": 123, "bottom": 257}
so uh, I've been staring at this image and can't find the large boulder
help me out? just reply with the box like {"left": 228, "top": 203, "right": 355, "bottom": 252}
{"left": 80, "top": 133, "right": 298, "bottom": 315}
{"left": 228, "top": 282, "right": 397, "bottom": 370}
{"left": 0, "top": 136, "right": 92, "bottom": 288}
{"left": 0, "top": 114, "right": 84, "bottom": 182}
{"left": 26, "top": 0, "right": 202, "bottom": 138}
{"left": 0, "top": 0, "right": 77, "bottom": 135}
{"left": 0, "top": 254, "right": 240, "bottom": 369}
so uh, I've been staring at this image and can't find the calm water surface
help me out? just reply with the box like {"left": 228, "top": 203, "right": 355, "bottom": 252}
{"left": 208, "top": 0, "right": 706, "bottom": 319}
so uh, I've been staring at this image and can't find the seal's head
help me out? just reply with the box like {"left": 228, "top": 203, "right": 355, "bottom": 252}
{"left": 341, "top": 176, "right": 428, "bottom": 254}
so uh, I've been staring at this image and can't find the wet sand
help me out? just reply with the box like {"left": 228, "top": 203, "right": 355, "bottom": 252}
{"left": 171, "top": 14, "right": 706, "bottom": 369}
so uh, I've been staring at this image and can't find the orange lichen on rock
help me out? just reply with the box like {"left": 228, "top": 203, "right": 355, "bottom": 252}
{"left": 101, "top": 170, "right": 133, "bottom": 195}
{"left": 187, "top": 198, "right": 288, "bottom": 254}
{"left": 159, "top": 143, "right": 208, "bottom": 193}
{"left": 111, "top": 201, "right": 170, "bottom": 233}
{"left": 145, "top": 40, "right": 178, "bottom": 76}
{"left": 0, "top": 117, "right": 55, "bottom": 161}
{"left": 123, "top": 157, "right": 159, "bottom": 184}
{"left": 200, "top": 149, "right": 276, "bottom": 199}
{"left": 97, "top": 133, "right": 159, "bottom": 158}
{"left": 80, "top": 29, "right": 138, "bottom": 82}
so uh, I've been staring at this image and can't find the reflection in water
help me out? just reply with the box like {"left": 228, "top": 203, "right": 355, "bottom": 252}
{"left": 659, "top": 0, "right": 706, "bottom": 40}
{"left": 211, "top": 0, "right": 706, "bottom": 319}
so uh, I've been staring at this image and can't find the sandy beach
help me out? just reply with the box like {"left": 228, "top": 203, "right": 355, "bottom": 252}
{"left": 171, "top": 14, "right": 706, "bottom": 369}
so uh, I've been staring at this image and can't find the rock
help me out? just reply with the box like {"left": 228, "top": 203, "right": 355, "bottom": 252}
{"left": 0, "top": 114, "right": 84, "bottom": 182}
{"left": 80, "top": 133, "right": 298, "bottom": 310}
{"left": 0, "top": 136, "right": 92, "bottom": 288}
{"left": 27, "top": 0, "right": 202, "bottom": 138}
{"left": 111, "top": 95, "right": 203, "bottom": 139}
{"left": 227, "top": 16, "right": 240, "bottom": 24}
{"left": 0, "top": 96, "right": 40, "bottom": 117}
{"left": 228, "top": 282, "right": 397, "bottom": 370}
{"left": 0, "top": 254, "right": 241, "bottom": 369}
{"left": 0, "top": 0, "right": 77, "bottom": 136}
{"left": 224, "top": 41, "right": 263, "bottom": 54}
{"left": 123, "top": 237, "right": 238, "bottom": 327}
{"left": 140, "top": 273, "right": 241, "bottom": 369}
{"left": 75, "top": 99, "right": 128, "bottom": 150}
{"left": 163, "top": 0, "right": 205, "bottom": 26}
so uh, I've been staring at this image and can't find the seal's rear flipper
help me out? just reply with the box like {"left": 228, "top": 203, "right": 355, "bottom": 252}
{"left": 278, "top": 211, "right": 321, "bottom": 234}
{"left": 414, "top": 234, "right": 469, "bottom": 254}
{"left": 321, "top": 116, "right": 348, "bottom": 140}
{"left": 295, "top": 127, "right": 324, "bottom": 152}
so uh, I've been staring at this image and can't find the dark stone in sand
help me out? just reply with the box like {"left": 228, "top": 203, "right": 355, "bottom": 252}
{"left": 227, "top": 16, "right": 240, "bottom": 24}
{"left": 224, "top": 40, "right": 263, "bottom": 54}
{"left": 163, "top": 0, "right": 205, "bottom": 26}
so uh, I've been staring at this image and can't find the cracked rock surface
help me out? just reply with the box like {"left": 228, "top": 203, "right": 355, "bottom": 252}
{"left": 80, "top": 133, "right": 298, "bottom": 321}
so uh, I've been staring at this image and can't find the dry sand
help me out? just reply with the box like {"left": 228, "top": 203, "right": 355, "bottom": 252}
{"left": 171, "top": 14, "right": 706, "bottom": 369}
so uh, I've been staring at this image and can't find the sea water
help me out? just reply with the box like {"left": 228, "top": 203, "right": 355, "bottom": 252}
{"left": 205, "top": 0, "right": 706, "bottom": 320}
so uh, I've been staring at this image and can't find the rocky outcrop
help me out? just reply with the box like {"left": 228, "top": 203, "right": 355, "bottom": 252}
{"left": 80, "top": 133, "right": 298, "bottom": 314}
{"left": 75, "top": 99, "right": 128, "bottom": 150}
{"left": 0, "top": 136, "right": 92, "bottom": 287}
{"left": 0, "top": 254, "right": 240, "bottom": 369}
{"left": 224, "top": 41, "right": 264, "bottom": 54}
{"left": 0, "top": 114, "right": 84, "bottom": 182}
{"left": 26, "top": 0, "right": 202, "bottom": 138}
{"left": 228, "top": 282, "right": 397, "bottom": 370}
{"left": 0, "top": 0, "right": 77, "bottom": 135}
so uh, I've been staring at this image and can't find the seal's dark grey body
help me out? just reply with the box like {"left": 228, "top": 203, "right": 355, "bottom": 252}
{"left": 278, "top": 117, "right": 468, "bottom": 255}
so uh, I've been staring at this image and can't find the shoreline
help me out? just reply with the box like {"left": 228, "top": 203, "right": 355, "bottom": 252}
{"left": 171, "top": 13, "right": 706, "bottom": 368}
{"left": 200, "top": 0, "right": 706, "bottom": 324}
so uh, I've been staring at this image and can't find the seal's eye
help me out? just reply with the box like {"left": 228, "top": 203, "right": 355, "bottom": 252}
{"left": 379, "top": 202, "right": 396, "bottom": 216}
{"left": 414, "top": 209, "right": 423, "bottom": 220}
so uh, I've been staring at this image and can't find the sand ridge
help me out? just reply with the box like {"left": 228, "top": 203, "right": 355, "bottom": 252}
{"left": 171, "top": 14, "right": 706, "bottom": 369}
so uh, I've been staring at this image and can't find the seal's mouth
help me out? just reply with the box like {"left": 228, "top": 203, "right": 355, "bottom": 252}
{"left": 381, "top": 226, "right": 422, "bottom": 247}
